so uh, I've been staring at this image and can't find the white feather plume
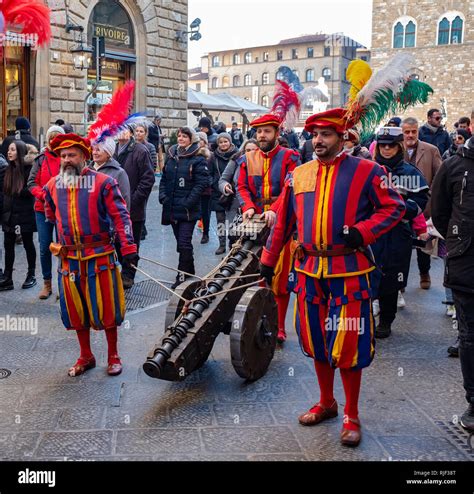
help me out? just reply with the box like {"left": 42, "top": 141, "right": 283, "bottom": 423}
{"left": 355, "top": 52, "right": 414, "bottom": 107}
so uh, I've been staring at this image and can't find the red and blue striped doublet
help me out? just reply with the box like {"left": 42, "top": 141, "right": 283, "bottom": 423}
{"left": 261, "top": 154, "right": 405, "bottom": 369}
{"left": 44, "top": 168, "right": 137, "bottom": 330}
{"left": 237, "top": 145, "right": 300, "bottom": 294}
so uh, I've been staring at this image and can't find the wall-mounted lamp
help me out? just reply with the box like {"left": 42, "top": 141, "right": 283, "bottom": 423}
{"left": 176, "top": 18, "right": 202, "bottom": 43}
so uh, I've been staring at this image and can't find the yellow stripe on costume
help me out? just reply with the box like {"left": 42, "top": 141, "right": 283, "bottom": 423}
{"left": 331, "top": 301, "right": 346, "bottom": 367}
{"left": 68, "top": 274, "right": 85, "bottom": 326}
{"left": 263, "top": 157, "right": 270, "bottom": 212}
{"left": 321, "top": 164, "right": 335, "bottom": 276}
{"left": 304, "top": 299, "right": 315, "bottom": 358}
{"left": 95, "top": 270, "right": 104, "bottom": 325}
{"left": 116, "top": 267, "right": 126, "bottom": 319}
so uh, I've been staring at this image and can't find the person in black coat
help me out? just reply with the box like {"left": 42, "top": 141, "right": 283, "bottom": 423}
{"left": 114, "top": 129, "right": 155, "bottom": 288}
{"left": 432, "top": 135, "right": 474, "bottom": 432}
{"left": 1, "top": 117, "right": 40, "bottom": 158}
{"left": 0, "top": 140, "right": 38, "bottom": 290}
{"left": 209, "top": 133, "right": 237, "bottom": 255}
{"left": 371, "top": 127, "right": 429, "bottom": 339}
{"left": 159, "top": 127, "right": 209, "bottom": 289}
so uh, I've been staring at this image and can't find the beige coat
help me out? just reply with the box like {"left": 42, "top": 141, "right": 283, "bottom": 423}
{"left": 404, "top": 139, "right": 442, "bottom": 218}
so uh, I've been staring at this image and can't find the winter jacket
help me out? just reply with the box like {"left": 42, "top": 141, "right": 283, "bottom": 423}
{"left": 1, "top": 131, "right": 40, "bottom": 158}
{"left": 218, "top": 157, "right": 241, "bottom": 212}
{"left": 280, "top": 130, "right": 300, "bottom": 150}
{"left": 142, "top": 140, "right": 157, "bottom": 169}
{"left": 432, "top": 138, "right": 474, "bottom": 293}
{"left": 442, "top": 144, "right": 459, "bottom": 160}
{"left": 371, "top": 159, "right": 429, "bottom": 296}
{"left": 159, "top": 143, "right": 210, "bottom": 225}
{"left": 403, "top": 139, "right": 442, "bottom": 218}
{"left": 114, "top": 138, "right": 155, "bottom": 222}
{"left": 90, "top": 158, "right": 131, "bottom": 210}
{"left": 230, "top": 128, "right": 244, "bottom": 148}
{"left": 351, "top": 145, "right": 372, "bottom": 159}
{"left": 27, "top": 148, "right": 61, "bottom": 212}
{"left": 1, "top": 148, "right": 39, "bottom": 233}
{"left": 300, "top": 139, "right": 314, "bottom": 164}
{"left": 148, "top": 123, "right": 162, "bottom": 152}
{"left": 209, "top": 144, "right": 237, "bottom": 212}
{"left": 419, "top": 124, "right": 452, "bottom": 157}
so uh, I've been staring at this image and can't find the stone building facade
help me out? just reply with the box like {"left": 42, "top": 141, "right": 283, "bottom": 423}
{"left": 203, "top": 34, "right": 366, "bottom": 123}
{"left": 371, "top": 0, "right": 473, "bottom": 126}
{"left": 1, "top": 0, "right": 189, "bottom": 143}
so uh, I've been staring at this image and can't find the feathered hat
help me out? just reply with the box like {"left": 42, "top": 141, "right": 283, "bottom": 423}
{"left": 87, "top": 80, "right": 145, "bottom": 147}
{"left": 0, "top": 0, "right": 51, "bottom": 56}
{"left": 250, "top": 80, "right": 301, "bottom": 130}
{"left": 344, "top": 53, "right": 433, "bottom": 138}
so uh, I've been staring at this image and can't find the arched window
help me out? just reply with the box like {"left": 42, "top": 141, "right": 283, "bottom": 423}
{"left": 437, "top": 13, "right": 464, "bottom": 45}
{"left": 392, "top": 17, "right": 417, "bottom": 48}
{"left": 233, "top": 75, "right": 240, "bottom": 87}
{"left": 438, "top": 17, "right": 450, "bottom": 45}
{"left": 306, "top": 69, "right": 315, "bottom": 82}
{"left": 322, "top": 68, "right": 331, "bottom": 81}
{"left": 405, "top": 21, "right": 416, "bottom": 47}
{"left": 262, "top": 72, "right": 269, "bottom": 85}
{"left": 393, "top": 22, "right": 404, "bottom": 48}
{"left": 244, "top": 52, "right": 252, "bottom": 64}
{"left": 261, "top": 95, "right": 270, "bottom": 107}
{"left": 451, "top": 16, "right": 463, "bottom": 43}
{"left": 222, "top": 76, "right": 230, "bottom": 88}
{"left": 211, "top": 77, "right": 219, "bottom": 89}
{"left": 244, "top": 74, "right": 252, "bottom": 86}
{"left": 212, "top": 56, "right": 220, "bottom": 67}
{"left": 233, "top": 53, "right": 240, "bottom": 65}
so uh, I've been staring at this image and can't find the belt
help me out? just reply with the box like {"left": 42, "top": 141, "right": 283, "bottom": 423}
{"left": 295, "top": 244, "right": 356, "bottom": 260}
{"left": 62, "top": 239, "right": 112, "bottom": 251}
{"left": 261, "top": 196, "right": 279, "bottom": 206}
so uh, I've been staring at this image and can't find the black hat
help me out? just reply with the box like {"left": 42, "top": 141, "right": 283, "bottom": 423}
{"left": 376, "top": 126, "right": 404, "bottom": 144}
{"left": 456, "top": 129, "right": 470, "bottom": 142}
{"left": 198, "top": 117, "right": 212, "bottom": 129}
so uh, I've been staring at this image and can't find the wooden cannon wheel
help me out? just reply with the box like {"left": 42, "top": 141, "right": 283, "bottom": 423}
{"left": 230, "top": 286, "right": 278, "bottom": 381}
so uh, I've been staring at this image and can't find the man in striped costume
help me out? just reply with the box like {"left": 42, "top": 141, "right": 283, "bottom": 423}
{"left": 260, "top": 109, "right": 405, "bottom": 446}
{"left": 44, "top": 134, "right": 138, "bottom": 377}
{"left": 237, "top": 114, "right": 301, "bottom": 343}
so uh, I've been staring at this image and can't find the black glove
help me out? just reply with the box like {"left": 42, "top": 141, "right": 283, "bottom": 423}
{"left": 122, "top": 252, "right": 140, "bottom": 269}
{"left": 260, "top": 263, "right": 275, "bottom": 286}
{"left": 343, "top": 227, "right": 364, "bottom": 249}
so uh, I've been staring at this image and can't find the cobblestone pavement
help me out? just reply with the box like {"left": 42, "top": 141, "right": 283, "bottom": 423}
{"left": 0, "top": 186, "right": 472, "bottom": 461}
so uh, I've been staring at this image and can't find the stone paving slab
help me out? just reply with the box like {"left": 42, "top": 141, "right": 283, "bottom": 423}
{"left": 0, "top": 190, "right": 472, "bottom": 461}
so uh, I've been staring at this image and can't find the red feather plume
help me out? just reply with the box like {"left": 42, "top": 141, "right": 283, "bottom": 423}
{"left": 0, "top": 0, "right": 52, "bottom": 47}
{"left": 87, "top": 81, "right": 137, "bottom": 144}
{"left": 271, "top": 80, "right": 302, "bottom": 129}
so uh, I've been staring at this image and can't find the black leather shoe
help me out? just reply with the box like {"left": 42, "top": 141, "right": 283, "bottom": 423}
{"left": 122, "top": 277, "right": 134, "bottom": 290}
{"left": 0, "top": 276, "right": 13, "bottom": 291}
{"left": 447, "top": 336, "right": 459, "bottom": 357}
{"left": 375, "top": 322, "right": 391, "bottom": 339}
{"left": 460, "top": 404, "right": 474, "bottom": 432}
{"left": 22, "top": 274, "right": 37, "bottom": 289}
{"left": 201, "top": 234, "right": 209, "bottom": 244}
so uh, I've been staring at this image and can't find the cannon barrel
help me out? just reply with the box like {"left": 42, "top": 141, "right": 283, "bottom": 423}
{"left": 143, "top": 239, "right": 256, "bottom": 378}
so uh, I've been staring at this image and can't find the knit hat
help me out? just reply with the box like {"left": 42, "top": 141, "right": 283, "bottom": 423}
{"left": 197, "top": 131, "right": 208, "bottom": 144}
{"left": 216, "top": 132, "right": 232, "bottom": 145}
{"left": 15, "top": 117, "right": 31, "bottom": 131}
{"left": 178, "top": 126, "right": 199, "bottom": 144}
{"left": 455, "top": 129, "right": 470, "bottom": 142}
{"left": 97, "top": 137, "right": 116, "bottom": 157}
{"left": 46, "top": 125, "right": 65, "bottom": 144}
{"left": 387, "top": 117, "right": 402, "bottom": 127}
{"left": 198, "top": 117, "right": 212, "bottom": 129}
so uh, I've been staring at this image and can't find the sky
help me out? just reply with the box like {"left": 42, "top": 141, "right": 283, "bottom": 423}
{"left": 188, "top": 0, "right": 373, "bottom": 68}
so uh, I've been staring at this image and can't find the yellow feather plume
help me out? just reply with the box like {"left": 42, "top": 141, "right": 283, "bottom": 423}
{"left": 346, "top": 59, "right": 373, "bottom": 102}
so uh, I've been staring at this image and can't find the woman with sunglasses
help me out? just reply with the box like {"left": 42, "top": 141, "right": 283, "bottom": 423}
{"left": 370, "top": 127, "right": 430, "bottom": 339}
{"left": 442, "top": 129, "right": 471, "bottom": 160}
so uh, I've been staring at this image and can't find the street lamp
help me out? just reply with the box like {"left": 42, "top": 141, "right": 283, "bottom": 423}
{"left": 70, "top": 37, "right": 93, "bottom": 70}
{"left": 176, "top": 18, "right": 202, "bottom": 43}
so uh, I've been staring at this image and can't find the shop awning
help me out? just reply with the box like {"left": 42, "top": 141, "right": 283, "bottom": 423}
{"left": 212, "top": 92, "right": 269, "bottom": 114}
{"left": 188, "top": 88, "right": 240, "bottom": 112}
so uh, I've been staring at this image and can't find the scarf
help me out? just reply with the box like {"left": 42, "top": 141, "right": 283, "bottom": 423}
{"left": 424, "top": 122, "right": 440, "bottom": 134}
{"left": 375, "top": 148, "right": 405, "bottom": 170}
